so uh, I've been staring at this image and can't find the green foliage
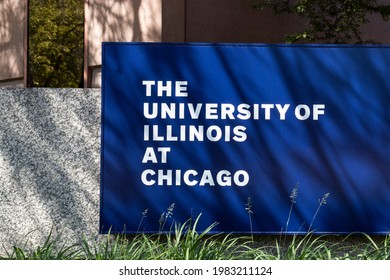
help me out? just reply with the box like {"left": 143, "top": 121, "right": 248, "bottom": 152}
{"left": 274, "top": 234, "right": 335, "bottom": 260}
{"left": 80, "top": 231, "right": 158, "bottom": 260}
{"left": 28, "top": 0, "right": 84, "bottom": 87}
{"left": 253, "top": 0, "right": 390, "bottom": 43}
{"left": 3, "top": 219, "right": 390, "bottom": 260}
{"left": 75, "top": 214, "right": 253, "bottom": 260}
{"left": 0, "top": 189, "right": 388, "bottom": 260}
{"left": 2, "top": 228, "right": 80, "bottom": 260}
{"left": 161, "top": 214, "right": 250, "bottom": 260}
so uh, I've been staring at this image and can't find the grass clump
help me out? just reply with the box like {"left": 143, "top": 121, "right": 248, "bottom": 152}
{"left": 2, "top": 185, "right": 389, "bottom": 260}
{"left": 2, "top": 228, "right": 80, "bottom": 260}
{"left": 3, "top": 218, "right": 390, "bottom": 260}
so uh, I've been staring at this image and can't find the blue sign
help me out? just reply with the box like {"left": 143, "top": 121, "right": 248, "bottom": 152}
{"left": 101, "top": 43, "right": 390, "bottom": 234}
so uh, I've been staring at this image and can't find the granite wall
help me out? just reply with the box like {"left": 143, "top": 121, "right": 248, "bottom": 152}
{"left": 0, "top": 88, "right": 101, "bottom": 254}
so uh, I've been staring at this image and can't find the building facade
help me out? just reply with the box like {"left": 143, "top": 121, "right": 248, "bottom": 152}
{"left": 1, "top": 0, "right": 390, "bottom": 88}
{"left": 0, "top": 0, "right": 27, "bottom": 87}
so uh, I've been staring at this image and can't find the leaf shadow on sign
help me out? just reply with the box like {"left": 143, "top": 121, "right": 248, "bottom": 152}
{"left": 102, "top": 44, "right": 390, "bottom": 235}
{"left": 266, "top": 46, "right": 390, "bottom": 233}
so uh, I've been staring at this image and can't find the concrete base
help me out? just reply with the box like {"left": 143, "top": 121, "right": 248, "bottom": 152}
{"left": 0, "top": 88, "right": 100, "bottom": 254}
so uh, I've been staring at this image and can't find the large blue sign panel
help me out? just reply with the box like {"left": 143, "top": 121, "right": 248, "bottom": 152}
{"left": 101, "top": 43, "right": 390, "bottom": 234}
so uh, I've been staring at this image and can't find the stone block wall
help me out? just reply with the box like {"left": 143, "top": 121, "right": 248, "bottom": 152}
{"left": 0, "top": 88, "right": 100, "bottom": 254}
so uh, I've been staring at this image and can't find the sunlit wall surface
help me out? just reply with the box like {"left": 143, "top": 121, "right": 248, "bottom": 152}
{"left": 0, "top": 0, "right": 25, "bottom": 87}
